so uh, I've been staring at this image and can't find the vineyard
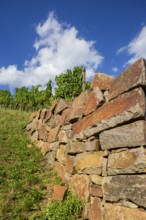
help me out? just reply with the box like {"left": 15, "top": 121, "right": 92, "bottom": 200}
{"left": 0, "top": 66, "right": 90, "bottom": 111}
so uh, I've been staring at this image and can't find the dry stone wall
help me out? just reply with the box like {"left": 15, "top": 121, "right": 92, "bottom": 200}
{"left": 27, "top": 57, "right": 146, "bottom": 220}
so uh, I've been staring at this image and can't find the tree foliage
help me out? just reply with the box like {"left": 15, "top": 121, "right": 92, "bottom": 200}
{"left": 0, "top": 67, "right": 91, "bottom": 111}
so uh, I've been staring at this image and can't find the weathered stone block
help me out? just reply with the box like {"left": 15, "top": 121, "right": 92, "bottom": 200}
{"left": 72, "top": 87, "right": 145, "bottom": 137}
{"left": 40, "top": 108, "right": 47, "bottom": 120}
{"left": 67, "top": 141, "right": 85, "bottom": 154}
{"left": 58, "top": 130, "right": 68, "bottom": 144}
{"left": 90, "top": 175, "right": 103, "bottom": 185}
{"left": 43, "top": 109, "right": 52, "bottom": 123}
{"left": 54, "top": 162, "right": 66, "bottom": 182}
{"left": 52, "top": 185, "right": 67, "bottom": 201}
{"left": 74, "top": 152, "right": 104, "bottom": 175}
{"left": 83, "top": 88, "right": 104, "bottom": 116}
{"left": 65, "top": 155, "right": 74, "bottom": 173}
{"left": 91, "top": 73, "right": 114, "bottom": 90}
{"left": 90, "top": 185, "right": 103, "bottom": 197}
{"left": 69, "top": 174, "right": 90, "bottom": 202}
{"left": 109, "top": 57, "right": 146, "bottom": 100}
{"left": 54, "top": 99, "right": 68, "bottom": 115}
{"left": 104, "top": 203, "right": 146, "bottom": 220}
{"left": 38, "top": 124, "right": 47, "bottom": 140}
{"left": 46, "top": 151, "right": 56, "bottom": 164}
{"left": 107, "top": 146, "right": 146, "bottom": 175}
{"left": 56, "top": 145, "right": 67, "bottom": 164}
{"left": 85, "top": 139, "right": 100, "bottom": 151}
{"left": 49, "top": 142, "right": 59, "bottom": 151}
{"left": 47, "top": 126, "right": 60, "bottom": 143}
{"left": 100, "top": 120, "right": 146, "bottom": 150}
{"left": 103, "top": 175, "right": 146, "bottom": 208}
{"left": 89, "top": 197, "right": 103, "bottom": 220}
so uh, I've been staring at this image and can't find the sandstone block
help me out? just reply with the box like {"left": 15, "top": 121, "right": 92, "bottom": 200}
{"left": 67, "top": 141, "right": 85, "bottom": 154}
{"left": 66, "top": 91, "right": 90, "bottom": 122}
{"left": 49, "top": 115, "right": 60, "bottom": 129}
{"left": 74, "top": 152, "right": 104, "bottom": 175}
{"left": 47, "top": 126, "right": 60, "bottom": 143}
{"left": 30, "top": 130, "right": 38, "bottom": 142}
{"left": 90, "top": 185, "right": 103, "bottom": 197}
{"left": 40, "top": 108, "right": 47, "bottom": 120}
{"left": 91, "top": 73, "right": 114, "bottom": 90}
{"left": 107, "top": 146, "right": 146, "bottom": 175}
{"left": 54, "top": 99, "right": 68, "bottom": 115}
{"left": 46, "top": 151, "right": 56, "bottom": 164}
{"left": 104, "top": 203, "right": 146, "bottom": 220}
{"left": 43, "top": 109, "right": 52, "bottom": 123}
{"left": 60, "top": 108, "right": 70, "bottom": 126}
{"left": 85, "top": 139, "right": 100, "bottom": 151}
{"left": 69, "top": 174, "right": 90, "bottom": 202}
{"left": 36, "top": 109, "right": 42, "bottom": 120}
{"left": 65, "top": 155, "right": 74, "bottom": 173}
{"left": 52, "top": 185, "right": 67, "bottom": 201}
{"left": 89, "top": 197, "right": 103, "bottom": 220}
{"left": 83, "top": 88, "right": 104, "bottom": 116}
{"left": 100, "top": 120, "right": 146, "bottom": 150}
{"left": 56, "top": 145, "right": 67, "bottom": 164}
{"left": 72, "top": 88, "right": 145, "bottom": 137}
{"left": 103, "top": 175, "right": 146, "bottom": 208}
{"left": 38, "top": 124, "right": 47, "bottom": 140}
{"left": 90, "top": 175, "right": 103, "bottom": 185}
{"left": 109, "top": 57, "right": 146, "bottom": 100}
{"left": 58, "top": 130, "right": 68, "bottom": 143}
{"left": 49, "top": 142, "right": 60, "bottom": 151}
{"left": 54, "top": 162, "right": 66, "bottom": 182}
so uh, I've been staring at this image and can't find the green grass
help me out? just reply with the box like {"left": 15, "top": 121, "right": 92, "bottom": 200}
{"left": 0, "top": 108, "right": 60, "bottom": 219}
{"left": 0, "top": 108, "right": 83, "bottom": 220}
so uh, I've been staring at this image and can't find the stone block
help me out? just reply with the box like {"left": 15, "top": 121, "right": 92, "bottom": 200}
{"left": 69, "top": 174, "right": 90, "bottom": 202}
{"left": 103, "top": 175, "right": 146, "bottom": 208}
{"left": 85, "top": 139, "right": 100, "bottom": 151}
{"left": 54, "top": 162, "right": 66, "bottom": 182}
{"left": 89, "top": 197, "right": 103, "bottom": 220}
{"left": 58, "top": 130, "right": 68, "bottom": 144}
{"left": 54, "top": 99, "right": 68, "bottom": 115}
{"left": 46, "top": 151, "right": 56, "bottom": 165}
{"left": 72, "top": 87, "right": 145, "bottom": 137}
{"left": 38, "top": 124, "right": 47, "bottom": 140}
{"left": 47, "top": 126, "right": 60, "bottom": 143}
{"left": 90, "top": 185, "right": 103, "bottom": 197}
{"left": 67, "top": 141, "right": 85, "bottom": 154}
{"left": 100, "top": 120, "right": 146, "bottom": 150}
{"left": 107, "top": 146, "right": 146, "bottom": 175}
{"left": 109, "top": 57, "right": 146, "bottom": 100}
{"left": 104, "top": 203, "right": 146, "bottom": 220}
{"left": 52, "top": 185, "right": 67, "bottom": 201}
{"left": 91, "top": 73, "right": 114, "bottom": 90}
{"left": 56, "top": 145, "right": 67, "bottom": 164}
{"left": 65, "top": 155, "right": 74, "bottom": 173}
{"left": 90, "top": 175, "right": 103, "bottom": 185}
{"left": 74, "top": 152, "right": 104, "bottom": 175}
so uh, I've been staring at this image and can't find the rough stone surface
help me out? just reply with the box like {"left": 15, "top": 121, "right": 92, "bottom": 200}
{"left": 67, "top": 141, "right": 85, "bottom": 154}
{"left": 91, "top": 73, "right": 114, "bottom": 90}
{"left": 103, "top": 175, "right": 146, "bottom": 208}
{"left": 90, "top": 175, "right": 103, "bottom": 185}
{"left": 74, "top": 152, "right": 104, "bottom": 175}
{"left": 107, "top": 146, "right": 146, "bottom": 175}
{"left": 83, "top": 89, "right": 104, "bottom": 116}
{"left": 90, "top": 185, "right": 103, "bottom": 197}
{"left": 54, "top": 162, "right": 66, "bottom": 182}
{"left": 54, "top": 99, "right": 68, "bottom": 115}
{"left": 49, "top": 142, "right": 59, "bottom": 151}
{"left": 109, "top": 57, "right": 146, "bottom": 100}
{"left": 43, "top": 109, "right": 52, "bottom": 123}
{"left": 46, "top": 151, "right": 56, "bottom": 164}
{"left": 52, "top": 185, "right": 67, "bottom": 201}
{"left": 56, "top": 145, "right": 67, "bottom": 164}
{"left": 85, "top": 139, "right": 100, "bottom": 151}
{"left": 65, "top": 155, "right": 74, "bottom": 173}
{"left": 66, "top": 91, "right": 90, "bottom": 122}
{"left": 104, "top": 203, "right": 146, "bottom": 220}
{"left": 89, "top": 197, "right": 103, "bottom": 220}
{"left": 69, "top": 174, "right": 90, "bottom": 202}
{"left": 58, "top": 130, "right": 68, "bottom": 143}
{"left": 40, "top": 109, "right": 47, "bottom": 120}
{"left": 73, "top": 87, "right": 145, "bottom": 136}
{"left": 47, "top": 126, "right": 60, "bottom": 143}
{"left": 40, "top": 142, "right": 50, "bottom": 156}
{"left": 100, "top": 120, "right": 146, "bottom": 150}
{"left": 60, "top": 108, "right": 70, "bottom": 126}
{"left": 38, "top": 124, "right": 47, "bottom": 140}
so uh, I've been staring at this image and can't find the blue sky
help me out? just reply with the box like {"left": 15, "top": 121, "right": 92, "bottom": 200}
{"left": 0, "top": 0, "right": 146, "bottom": 89}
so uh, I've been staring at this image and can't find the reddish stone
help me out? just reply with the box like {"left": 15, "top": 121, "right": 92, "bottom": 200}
{"left": 47, "top": 126, "right": 60, "bottom": 143}
{"left": 72, "top": 87, "right": 145, "bottom": 136}
{"left": 40, "top": 109, "right": 47, "bottom": 120}
{"left": 54, "top": 162, "right": 66, "bottom": 182}
{"left": 60, "top": 108, "right": 70, "bottom": 126}
{"left": 89, "top": 198, "right": 103, "bottom": 220}
{"left": 50, "top": 100, "right": 58, "bottom": 114}
{"left": 66, "top": 91, "right": 90, "bottom": 122}
{"left": 83, "top": 89, "right": 104, "bottom": 116}
{"left": 52, "top": 185, "right": 67, "bottom": 201}
{"left": 90, "top": 185, "right": 103, "bottom": 197}
{"left": 38, "top": 124, "right": 47, "bottom": 140}
{"left": 65, "top": 155, "right": 75, "bottom": 173}
{"left": 109, "top": 58, "right": 146, "bottom": 100}
{"left": 91, "top": 73, "right": 114, "bottom": 90}
{"left": 54, "top": 99, "right": 69, "bottom": 115}
{"left": 43, "top": 109, "right": 52, "bottom": 123}
{"left": 69, "top": 174, "right": 90, "bottom": 202}
{"left": 49, "top": 115, "right": 60, "bottom": 129}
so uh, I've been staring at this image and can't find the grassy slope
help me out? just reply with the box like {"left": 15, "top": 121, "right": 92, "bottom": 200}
{"left": 0, "top": 109, "right": 52, "bottom": 220}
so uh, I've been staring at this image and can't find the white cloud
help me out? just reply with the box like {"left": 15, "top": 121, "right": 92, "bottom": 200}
{"left": 112, "top": 67, "right": 118, "bottom": 73}
{"left": 0, "top": 12, "right": 103, "bottom": 88}
{"left": 117, "top": 26, "right": 146, "bottom": 66}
